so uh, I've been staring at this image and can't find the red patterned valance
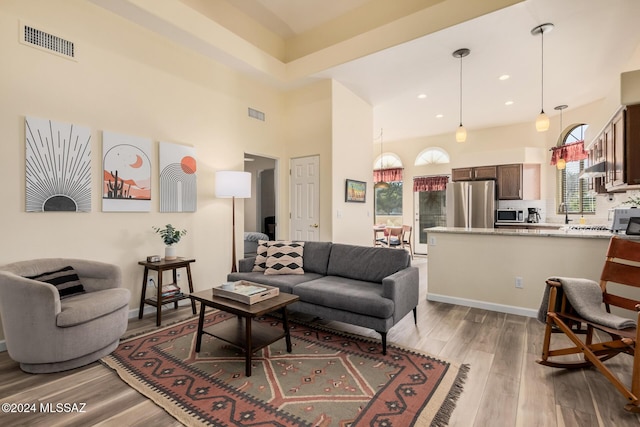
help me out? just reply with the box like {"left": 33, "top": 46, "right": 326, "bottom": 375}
{"left": 413, "top": 175, "right": 449, "bottom": 192}
{"left": 550, "top": 140, "right": 588, "bottom": 165}
{"left": 374, "top": 168, "right": 403, "bottom": 183}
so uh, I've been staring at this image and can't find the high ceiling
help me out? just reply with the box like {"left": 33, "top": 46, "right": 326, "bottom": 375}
{"left": 92, "top": 0, "right": 640, "bottom": 143}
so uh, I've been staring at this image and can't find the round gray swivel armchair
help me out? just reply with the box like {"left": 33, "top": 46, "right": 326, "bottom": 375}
{"left": 0, "top": 258, "right": 131, "bottom": 373}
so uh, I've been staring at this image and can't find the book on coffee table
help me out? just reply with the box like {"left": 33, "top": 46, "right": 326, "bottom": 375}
{"left": 211, "top": 280, "right": 279, "bottom": 304}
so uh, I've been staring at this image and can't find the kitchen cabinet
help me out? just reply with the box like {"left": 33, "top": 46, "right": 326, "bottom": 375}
{"left": 589, "top": 104, "right": 640, "bottom": 191}
{"left": 497, "top": 164, "right": 540, "bottom": 200}
{"left": 451, "top": 166, "right": 497, "bottom": 181}
{"left": 626, "top": 104, "right": 640, "bottom": 185}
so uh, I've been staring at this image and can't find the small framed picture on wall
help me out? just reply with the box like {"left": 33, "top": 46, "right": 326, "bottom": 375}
{"left": 345, "top": 179, "right": 366, "bottom": 203}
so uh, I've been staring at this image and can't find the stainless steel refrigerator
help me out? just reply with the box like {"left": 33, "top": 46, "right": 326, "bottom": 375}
{"left": 446, "top": 180, "right": 496, "bottom": 228}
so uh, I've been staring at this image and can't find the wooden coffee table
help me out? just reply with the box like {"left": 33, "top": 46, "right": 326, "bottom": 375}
{"left": 189, "top": 289, "right": 299, "bottom": 377}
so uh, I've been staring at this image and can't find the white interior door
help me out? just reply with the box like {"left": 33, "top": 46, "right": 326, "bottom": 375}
{"left": 290, "top": 156, "right": 320, "bottom": 241}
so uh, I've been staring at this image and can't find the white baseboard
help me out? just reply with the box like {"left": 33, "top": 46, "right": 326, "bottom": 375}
{"left": 427, "top": 293, "right": 538, "bottom": 318}
{"left": 0, "top": 300, "right": 195, "bottom": 353}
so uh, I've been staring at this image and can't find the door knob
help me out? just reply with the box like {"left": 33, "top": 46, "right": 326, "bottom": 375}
{"left": 310, "top": 224, "right": 319, "bottom": 228}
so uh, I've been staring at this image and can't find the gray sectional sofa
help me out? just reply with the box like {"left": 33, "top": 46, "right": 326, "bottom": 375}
{"left": 227, "top": 241, "right": 419, "bottom": 354}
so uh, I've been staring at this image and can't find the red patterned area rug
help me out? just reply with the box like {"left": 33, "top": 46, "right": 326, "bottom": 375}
{"left": 101, "top": 311, "right": 469, "bottom": 426}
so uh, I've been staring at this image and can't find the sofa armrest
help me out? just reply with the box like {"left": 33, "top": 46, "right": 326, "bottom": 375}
{"left": 238, "top": 257, "right": 256, "bottom": 273}
{"left": 382, "top": 266, "right": 419, "bottom": 323}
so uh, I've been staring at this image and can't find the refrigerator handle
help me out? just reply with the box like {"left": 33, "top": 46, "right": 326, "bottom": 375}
{"left": 467, "top": 185, "right": 472, "bottom": 228}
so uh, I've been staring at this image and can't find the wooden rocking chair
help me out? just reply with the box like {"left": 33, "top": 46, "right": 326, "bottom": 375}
{"left": 537, "top": 236, "right": 640, "bottom": 413}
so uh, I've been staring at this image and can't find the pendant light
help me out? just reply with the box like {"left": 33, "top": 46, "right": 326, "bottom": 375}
{"left": 374, "top": 128, "right": 389, "bottom": 189}
{"left": 554, "top": 104, "right": 568, "bottom": 170}
{"left": 453, "top": 48, "right": 470, "bottom": 142}
{"left": 531, "top": 23, "right": 554, "bottom": 132}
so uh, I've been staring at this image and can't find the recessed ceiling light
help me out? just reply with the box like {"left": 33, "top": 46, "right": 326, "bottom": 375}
{"left": 499, "top": 74, "right": 510, "bottom": 80}
{"left": 418, "top": 94, "right": 427, "bottom": 99}
{"left": 436, "top": 114, "right": 444, "bottom": 118}
{"left": 505, "top": 101, "right": 514, "bottom": 106}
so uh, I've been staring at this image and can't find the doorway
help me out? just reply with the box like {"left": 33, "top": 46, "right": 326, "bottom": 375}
{"left": 290, "top": 155, "right": 320, "bottom": 241}
{"left": 413, "top": 190, "right": 447, "bottom": 254}
{"left": 244, "top": 154, "right": 277, "bottom": 238}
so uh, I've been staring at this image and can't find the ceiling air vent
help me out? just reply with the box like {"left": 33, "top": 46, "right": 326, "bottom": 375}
{"left": 20, "top": 22, "right": 76, "bottom": 60}
{"left": 248, "top": 107, "right": 265, "bottom": 122}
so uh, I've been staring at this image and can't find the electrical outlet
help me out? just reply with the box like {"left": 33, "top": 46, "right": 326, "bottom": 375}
{"left": 176, "top": 271, "right": 181, "bottom": 282}
{"left": 429, "top": 236, "right": 437, "bottom": 246}
{"left": 147, "top": 277, "right": 155, "bottom": 287}
{"left": 515, "top": 276, "right": 523, "bottom": 289}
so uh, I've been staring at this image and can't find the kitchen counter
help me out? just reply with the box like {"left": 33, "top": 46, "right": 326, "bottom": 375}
{"left": 425, "top": 227, "right": 638, "bottom": 319}
{"left": 427, "top": 226, "right": 619, "bottom": 239}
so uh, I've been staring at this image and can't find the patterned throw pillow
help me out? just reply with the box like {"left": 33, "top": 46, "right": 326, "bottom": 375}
{"left": 264, "top": 241, "right": 305, "bottom": 275}
{"left": 252, "top": 240, "right": 270, "bottom": 272}
{"left": 26, "top": 266, "right": 86, "bottom": 299}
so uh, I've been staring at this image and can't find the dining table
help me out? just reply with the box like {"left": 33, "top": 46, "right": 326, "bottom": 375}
{"left": 373, "top": 225, "right": 402, "bottom": 246}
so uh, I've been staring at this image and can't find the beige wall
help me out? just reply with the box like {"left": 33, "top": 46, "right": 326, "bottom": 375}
{"left": 427, "top": 231, "right": 610, "bottom": 316}
{"left": 331, "top": 81, "right": 374, "bottom": 246}
{"left": 0, "top": 1, "right": 347, "bottom": 344}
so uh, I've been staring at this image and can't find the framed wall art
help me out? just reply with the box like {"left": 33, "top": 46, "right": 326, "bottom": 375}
{"left": 159, "top": 141, "right": 197, "bottom": 212}
{"left": 102, "top": 131, "right": 152, "bottom": 212}
{"left": 345, "top": 179, "right": 366, "bottom": 203}
{"left": 25, "top": 116, "right": 92, "bottom": 212}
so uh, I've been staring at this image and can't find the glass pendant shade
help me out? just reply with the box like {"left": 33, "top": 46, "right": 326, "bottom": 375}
{"left": 374, "top": 181, "right": 390, "bottom": 189}
{"left": 556, "top": 158, "right": 566, "bottom": 170}
{"left": 536, "top": 111, "right": 550, "bottom": 132}
{"left": 456, "top": 124, "right": 467, "bottom": 143}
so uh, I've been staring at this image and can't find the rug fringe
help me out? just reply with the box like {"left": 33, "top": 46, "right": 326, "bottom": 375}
{"left": 430, "top": 363, "right": 470, "bottom": 427}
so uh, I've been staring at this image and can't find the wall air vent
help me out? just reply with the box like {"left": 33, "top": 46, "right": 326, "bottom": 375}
{"left": 20, "top": 22, "right": 76, "bottom": 61}
{"left": 248, "top": 107, "right": 265, "bottom": 122}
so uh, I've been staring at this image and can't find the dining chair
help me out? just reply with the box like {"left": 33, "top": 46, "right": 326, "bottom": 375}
{"left": 389, "top": 225, "right": 414, "bottom": 259}
{"left": 376, "top": 226, "right": 402, "bottom": 248}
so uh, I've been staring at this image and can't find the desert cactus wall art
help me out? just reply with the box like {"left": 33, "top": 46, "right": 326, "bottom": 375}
{"left": 102, "top": 131, "right": 151, "bottom": 212}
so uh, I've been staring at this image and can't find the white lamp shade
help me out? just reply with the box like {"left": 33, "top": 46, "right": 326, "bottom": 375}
{"left": 455, "top": 125, "right": 467, "bottom": 143}
{"left": 536, "top": 112, "right": 550, "bottom": 132}
{"left": 215, "top": 171, "right": 251, "bottom": 198}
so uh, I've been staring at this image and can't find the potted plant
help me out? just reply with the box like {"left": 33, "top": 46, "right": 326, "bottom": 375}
{"left": 153, "top": 224, "right": 187, "bottom": 260}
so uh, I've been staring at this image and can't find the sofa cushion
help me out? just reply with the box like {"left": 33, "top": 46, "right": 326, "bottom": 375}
{"left": 327, "top": 244, "right": 410, "bottom": 283}
{"left": 227, "top": 271, "right": 323, "bottom": 294}
{"left": 265, "top": 241, "right": 305, "bottom": 275}
{"left": 252, "top": 240, "right": 270, "bottom": 272}
{"left": 26, "top": 266, "right": 86, "bottom": 299}
{"left": 299, "top": 241, "right": 332, "bottom": 275}
{"left": 57, "top": 288, "right": 131, "bottom": 327}
{"left": 293, "top": 276, "right": 394, "bottom": 319}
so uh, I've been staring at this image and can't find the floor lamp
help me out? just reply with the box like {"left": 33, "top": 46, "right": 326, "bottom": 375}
{"left": 215, "top": 170, "right": 251, "bottom": 273}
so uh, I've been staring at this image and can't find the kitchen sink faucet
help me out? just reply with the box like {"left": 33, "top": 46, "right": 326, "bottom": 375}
{"left": 559, "top": 203, "right": 572, "bottom": 224}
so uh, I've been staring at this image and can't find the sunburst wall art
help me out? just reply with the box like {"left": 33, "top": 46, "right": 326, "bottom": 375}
{"left": 25, "top": 116, "right": 92, "bottom": 212}
{"left": 102, "top": 131, "right": 152, "bottom": 212}
{"left": 159, "top": 141, "right": 197, "bottom": 213}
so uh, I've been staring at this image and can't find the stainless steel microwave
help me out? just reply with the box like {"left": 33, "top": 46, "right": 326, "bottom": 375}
{"left": 496, "top": 209, "right": 525, "bottom": 223}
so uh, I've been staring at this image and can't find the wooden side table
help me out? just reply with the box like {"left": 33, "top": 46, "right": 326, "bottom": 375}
{"left": 138, "top": 257, "right": 197, "bottom": 326}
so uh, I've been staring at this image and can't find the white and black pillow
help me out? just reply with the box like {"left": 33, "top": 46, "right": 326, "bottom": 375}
{"left": 264, "top": 241, "right": 305, "bottom": 275}
{"left": 26, "top": 266, "right": 86, "bottom": 299}
{"left": 252, "top": 240, "right": 270, "bottom": 272}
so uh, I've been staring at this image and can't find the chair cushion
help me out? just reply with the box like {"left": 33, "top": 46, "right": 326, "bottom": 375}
{"left": 26, "top": 266, "right": 85, "bottom": 299}
{"left": 265, "top": 241, "right": 305, "bottom": 275}
{"left": 57, "top": 288, "right": 131, "bottom": 327}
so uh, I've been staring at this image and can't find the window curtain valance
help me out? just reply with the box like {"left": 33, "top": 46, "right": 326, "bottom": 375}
{"left": 413, "top": 175, "right": 449, "bottom": 192}
{"left": 374, "top": 168, "right": 403, "bottom": 183}
{"left": 550, "top": 140, "right": 588, "bottom": 165}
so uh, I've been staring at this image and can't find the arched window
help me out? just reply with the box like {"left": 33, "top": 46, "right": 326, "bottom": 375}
{"left": 374, "top": 153, "right": 402, "bottom": 169}
{"left": 414, "top": 147, "right": 450, "bottom": 165}
{"left": 556, "top": 124, "right": 596, "bottom": 215}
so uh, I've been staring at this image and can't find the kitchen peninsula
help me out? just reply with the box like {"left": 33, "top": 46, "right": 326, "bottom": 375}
{"left": 426, "top": 227, "right": 633, "bottom": 317}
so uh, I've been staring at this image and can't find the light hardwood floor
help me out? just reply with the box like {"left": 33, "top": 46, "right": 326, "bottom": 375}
{"left": 0, "top": 257, "right": 638, "bottom": 426}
